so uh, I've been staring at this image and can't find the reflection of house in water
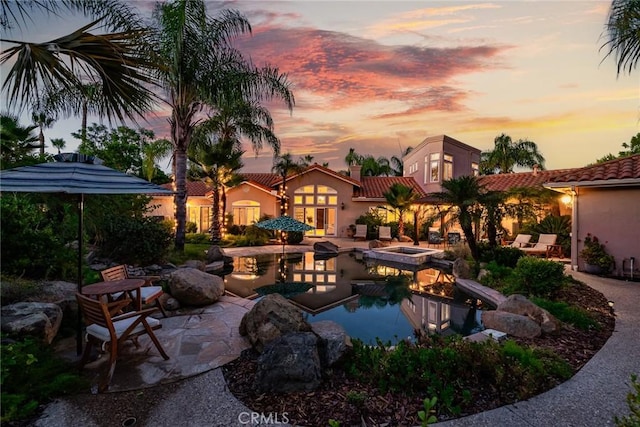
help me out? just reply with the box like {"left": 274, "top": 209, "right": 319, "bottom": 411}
{"left": 401, "top": 268, "right": 482, "bottom": 336}
{"left": 224, "top": 256, "right": 278, "bottom": 299}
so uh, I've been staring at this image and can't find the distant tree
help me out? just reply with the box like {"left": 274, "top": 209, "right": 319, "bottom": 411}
{"left": 345, "top": 147, "right": 362, "bottom": 168}
{"left": 142, "top": 138, "right": 172, "bottom": 182}
{"left": 601, "top": 0, "right": 640, "bottom": 76}
{"left": 361, "top": 155, "right": 392, "bottom": 176}
{"left": 432, "top": 176, "right": 486, "bottom": 261}
{"left": 595, "top": 132, "right": 640, "bottom": 163}
{"left": 391, "top": 146, "right": 413, "bottom": 176}
{"left": 30, "top": 110, "right": 55, "bottom": 155}
{"left": 272, "top": 153, "right": 305, "bottom": 215}
{"left": 383, "top": 183, "right": 420, "bottom": 236}
{"left": 50, "top": 138, "right": 66, "bottom": 154}
{"left": 480, "top": 133, "right": 546, "bottom": 174}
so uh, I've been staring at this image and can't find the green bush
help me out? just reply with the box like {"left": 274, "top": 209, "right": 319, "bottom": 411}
{"left": 531, "top": 297, "right": 598, "bottom": 330}
{"left": 1, "top": 337, "right": 88, "bottom": 422}
{"left": 615, "top": 374, "right": 640, "bottom": 427}
{"left": 185, "top": 221, "right": 198, "bottom": 233}
{"left": 286, "top": 231, "right": 304, "bottom": 244}
{"left": 509, "top": 257, "right": 566, "bottom": 297}
{"left": 355, "top": 209, "right": 385, "bottom": 240}
{"left": 478, "top": 261, "right": 514, "bottom": 292}
{"left": 97, "top": 216, "right": 173, "bottom": 265}
{"left": 0, "top": 195, "right": 76, "bottom": 279}
{"left": 478, "top": 242, "right": 524, "bottom": 268}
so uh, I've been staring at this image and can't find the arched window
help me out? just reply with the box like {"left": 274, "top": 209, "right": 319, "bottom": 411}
{"left": 293, "top": 185, "right": 338, "bottom": 236}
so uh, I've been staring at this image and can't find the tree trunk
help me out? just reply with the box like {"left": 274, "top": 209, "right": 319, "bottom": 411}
{"left": 81, "top": 102, "right": 88, "bottom": 144}
{"left": 39, "top": 127, "right": 45, "bottom": 155}
{"left": 174, "top": 148, "right": 187, "bottom": 251}
{"left": 210, "top": 180, "right": 222, "bottom": 243}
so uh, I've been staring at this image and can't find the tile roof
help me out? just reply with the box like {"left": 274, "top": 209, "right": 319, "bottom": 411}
{"left": 478, "top": 169, "right": 575, "bottom": 192}
{"left": 355, "top": 177, "right": 428, "bottom": 199}
{"left": 286, "top": 163, "right": 361, "bottom": 187}
{"left": 161, "top": 180, "right": 210, "bottom": 196}
{"left": 240, "top": 173, "right": 281, "bottom": 188}
{"left": 546, "top": 154, "right": 640, "bottom": 184}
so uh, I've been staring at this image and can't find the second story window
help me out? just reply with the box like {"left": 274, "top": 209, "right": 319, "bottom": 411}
{"left": 430, "top": 153, "right": 440, "bottom": 182}
{"left": 443, "top": 154, "right": 453, "bottom": 180}
{"left": 471, "top": 162, "right": 479, "bottom": 176}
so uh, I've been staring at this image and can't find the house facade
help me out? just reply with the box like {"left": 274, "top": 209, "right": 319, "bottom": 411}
{"left": 544, "top": 154, "right": 640, "bottom": 277}
{"left": 403, "top": 134, "right": 481, "bottom": 194}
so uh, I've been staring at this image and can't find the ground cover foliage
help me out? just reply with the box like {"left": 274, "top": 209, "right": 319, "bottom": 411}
{"left": 223, "top": 277, "right": 615, "bottom": 426}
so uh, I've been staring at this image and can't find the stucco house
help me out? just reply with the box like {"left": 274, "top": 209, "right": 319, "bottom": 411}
{"left": 543, "top": 154, "right": 640, "bottom": 277}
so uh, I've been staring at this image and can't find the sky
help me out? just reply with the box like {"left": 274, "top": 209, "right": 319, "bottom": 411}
{"left": 2, "top": 1, "right": 639, "bottom": 173}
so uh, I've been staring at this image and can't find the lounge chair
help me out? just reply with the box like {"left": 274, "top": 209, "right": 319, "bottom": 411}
{"left": 447, "top": 231, "right": 462, "bottom": 246}
{"left": 379, "top": 226, "right": 392, "bottom": 241}
{"left": 505, "top": 234, "right": 532, "bottom": 248}
{"left": 353, "top": 224, "right": 367, "bottom": 241}
{"left": 521, "top": 234, "right": 558, "bottom": 257}
{"left": 427, "top": 228, "right": 443, "bottom": 246}
{"left": 76, "top": 293, "right": 169, "bottom": 392}
{"left": 101, "top": 265, "right": 167, "bottom": 317}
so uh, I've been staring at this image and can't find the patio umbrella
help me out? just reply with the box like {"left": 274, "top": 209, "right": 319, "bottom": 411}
{"left": 0, "top": 153, "right": 174, "bottom": 353}
{"left": 255, "top": 215, "right": 314, "bottom": 256}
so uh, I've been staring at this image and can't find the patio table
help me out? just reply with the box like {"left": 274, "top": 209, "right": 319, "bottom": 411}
{"left": 81, "top": 278, "right": 145, "bottom": 311}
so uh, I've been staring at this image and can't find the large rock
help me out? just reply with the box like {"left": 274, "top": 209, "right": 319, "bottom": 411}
{"left": 1, "top": 302, "right": 63, "bottom": 344}
{"left": 313, "top": 241, "right": 339, "bottom": 256}
{"left": 206, "top": 245, "right": 233, "bottom": 265}
{"left": 169, "top": 268, "right": 225, "bottom": 306}
{"left": 239, "top": 293, "right": 311, "bottom": 352}
{"left": 453, "top": 258, "right": 472, "bottom": 279}
{"left": 180, "top": 260, "right": 206, "bottom": 271}
{"left": 497, "top": 294, "right": 561, "bottom": 334}
{"left": 398, "top": 235, "right": 413, "bottom": 243}
{"left": 481, "top": 311, "right": 541, "bottom": 339}
{"left": 255, "top": 332, "right": 322, "bottom": 393}
{"left": 368, "top": 239, "right": 390, "bottom": 249}
{"left": 311, "top": 320, "right": 352, "bottom": 367}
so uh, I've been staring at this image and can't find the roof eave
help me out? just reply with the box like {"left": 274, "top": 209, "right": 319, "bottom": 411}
{"left": 544, "top": 178, "right": 640, "bottom": 190}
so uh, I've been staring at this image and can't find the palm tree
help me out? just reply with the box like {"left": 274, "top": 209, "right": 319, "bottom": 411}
{"left": 31, "top": 111, "right": 55, "bottom": 155}
{"left": 0, "top": 114, "right": 40, "bottom": 167}
{"left": 390, "top": 146, "right": 413, "bottom": 176}
{"left": 345, "top": 148, "right": 362, "bottom": 168}
{"left": 147, "top": 0, "right": 294, "bottom": 251}
{"left": 1, "top": 1, "right": 156, "bottom": 125}
{"left": 480, "top": 133, "right": 546, "bottom": 174}
{"left": 189, "top": 138, "right": 244, "bottom": 243}
{"left": 601, "top": 0, "right": 640, "bottom": 76}
{"left": 50, "top": 137, "right": 66, "bottom": 154}
{"left": 272, "top": 153, "right": 305, "bottom": 216}
{"left": 361, "top": 155, "right": 392, "bottom": 176}
{"left": 142, "top": 137, "right": 172, "bottom": 182}
{"left": 432, "top": 176, "right": 486, "bottom": 261}
{"left": 383, "top": 183, "right": 420, "bottom": 237}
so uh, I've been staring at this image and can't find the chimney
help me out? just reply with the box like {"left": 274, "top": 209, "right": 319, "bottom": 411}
{"left": 349, "top": 165, "right": 362, "bottom": 181}
{"left": 532, "top": 164, "right": 539, "bottom": 176}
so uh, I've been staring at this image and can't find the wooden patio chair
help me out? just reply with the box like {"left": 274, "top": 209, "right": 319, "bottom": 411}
{"left": 378, "top": 226, "right": 392, "bottom": 241}
{"left": 521, "top": 234, "right": 558, "bottom": 257}
{"left": 353, "top": 224, "right": 368, "bottom": 241}
{"left": 504, "top": 234, "right": 532, "bottom": 248}
{"left": 101, "top": 265, "right": 167, "bottom": 317}
{"left": 76, "top": 293, "right": 169, "bottom": 392}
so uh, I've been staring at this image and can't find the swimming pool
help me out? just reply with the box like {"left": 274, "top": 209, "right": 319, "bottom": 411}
{"left": 221, "top": 251, "right": 483, "bottom": 344}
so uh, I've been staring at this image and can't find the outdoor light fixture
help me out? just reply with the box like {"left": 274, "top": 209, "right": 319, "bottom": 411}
{"left": 341, "top": 202, "right": 345, "bottom": 210}
{"left": 561, "top": 194, "right": 573, "bottom": 207}
{"left": 608, "top": 300, "right": 615, "bottom": 314}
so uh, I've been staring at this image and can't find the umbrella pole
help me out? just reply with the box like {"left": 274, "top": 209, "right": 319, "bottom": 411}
{"left": 76, "top": 194, "right": 84, "bottom": 355}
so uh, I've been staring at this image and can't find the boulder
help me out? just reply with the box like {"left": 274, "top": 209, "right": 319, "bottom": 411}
{"left": 453, "top": 258, "right": 472, "bottom": 279}
{"left": 239, "top": 293, "right": 311, "bottom": 352}
{"left": 1, "top": 302, "right": 63, "bottom": 344}
{"left": 481, "top": 311, "right": 541, "bottom": 339}
{"left": 368, "top": 239, "right": 390, "bottom": 249}
{"left": 398, "top": 235, "right": 413, "bottom": 243}
{"left": 497, "top": 294, "right": 561, "bottom": 334}
{"left": 168, "top": 268, "right": 225, "bottom": 306}
{"left": 181, "top": 260, "right": 206, "bottom": 271}
{"left": 311, "top": 320, "right": 352, "bottom": 367}
{"left": 205, "top": 261, "right": 225, "bottom": 273}
{"left": 313, "top": 241, "right": 339, "bottom": 256}
{"left": 255, "top": 332, "right": 322, "bottom": 393}
{"left": 477, "top": 269, "right": 490, "bottom": 281}
{"left": 206, "top": 245, "right": 233, "bottom": 265}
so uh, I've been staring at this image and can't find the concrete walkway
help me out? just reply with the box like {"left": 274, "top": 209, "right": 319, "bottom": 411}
{"left": 36, "top": 240, "right": 639, "bottom": 426}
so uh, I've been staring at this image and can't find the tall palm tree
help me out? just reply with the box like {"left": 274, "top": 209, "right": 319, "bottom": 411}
{"left": 345, "top": 148, "right": 362, "bottom": 168}
{"left": 480, "top": 133, "right": 546, "bottom": 174}
{"left": 272, "top": 153, "right": 305, "bottom": 216}
{"left": 31, "top": 111, "right": 54, "bottom": 155}
{"left": 383, "top": 183, "right": 420, "bottom": 236}
{"left": 601, "top": 0, "right": 640, "bottom": 76}
{"left": 189, "top": 138, "right": 244, "bottom": 243}
{"left": 432, "top": 176, "right": 486, "bottom": 261}
{"left": 148, "top": 0, "right": 294, "bottom": 251}
{"left": 361, "top": 155, "right": 392, "bottom": 176}
{"left": 1, "top": 1, "right": 156, "bottom": 125}
{"left": 50, "top": 137, "right": 66, "bottom": 154}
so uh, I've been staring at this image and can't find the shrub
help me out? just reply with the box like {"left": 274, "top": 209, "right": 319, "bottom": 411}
{"left": 509, "top": 257, "right": 566, "bottom": 297}
{"left": 478, "top": 242, "right": 524, "bottom": 268}
{"left": 478, "top": 261, "right": 514, "bottom": 292}
{"left": 1, "top": 337, "right": 88, "bottom": 422}
{"left": 615, "top": 374, "right": 640, "bottom": 427}
{"left": 286, "top": 231, "right": 304, "bottom": 244}
{"left": 531, "top": 297, "right": 598, "bottom": 330}
{"left": 185, "top": 221, "right": 198, "bottom": 233}
{"left": 579, "top": 233, "right": 615, "bottom": 272}
{"left": 355, "top": 209, "right": 385, "bottom": 240}
{"left": 185, "top": 233, "right": 210, "bottom": 244}
{"left": 97, "top": 216, "right": 173, "bottom": 265}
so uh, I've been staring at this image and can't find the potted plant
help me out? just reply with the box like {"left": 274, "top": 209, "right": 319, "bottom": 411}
{"left": 579, "top": 233, "right": 614, "bottom": 274}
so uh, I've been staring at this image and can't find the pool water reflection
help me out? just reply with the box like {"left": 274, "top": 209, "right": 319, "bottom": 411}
{"left": 222, "top": 251, "right": 483, "bottom": 344}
